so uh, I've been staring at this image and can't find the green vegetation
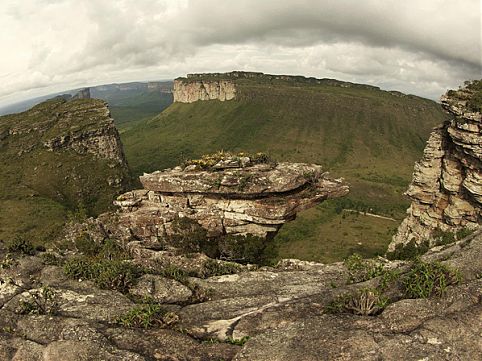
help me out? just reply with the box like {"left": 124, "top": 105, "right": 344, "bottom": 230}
{"left": 64, "top": 257, "right": 142, "bottom": 293}
{"left": 344, "top": 253, "right": 387, "bottom": 283}
{"left": 116, "top": 303, "right": 173, "bottom": 328}
{"left": 225, "top": 336, "right": 250, "bottom": 346}
{"left": 16, "top": 286, "right": 60, "bottom": 316}
{"left": 327, "top": 257, "right": 461, "bottom": 316}
{"left": 326, "top": 288, "right": 389, "bottom": 316}
{"left": 386, "top": 239, "right": 430, "bottom": 260}
{"left": 6, "top": 236, "right": 36, "bottom": 256}
{"left": 92, "top": 86, "right": 173, "bottom": 127}
{"left": 120, "top": 77, "right": 446, "bottom": 262}
{"left": 219, "top": 234, "right": 278, "bottom": 265}
{"left": 0, "top": 98, "right": 130, "bottom": 246}
{"left": 182, "top": 151, "right": 273, "bottom": 169}
{"left": 275, "top": 200, "right": 397, "bottom": 263}
{"left": 402, "top": 260, "right": 461, "bottom": 298}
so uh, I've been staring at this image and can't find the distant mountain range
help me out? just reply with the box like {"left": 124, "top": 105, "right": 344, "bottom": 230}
{"left": 0, "top": 81, "right": 173, "bottom": 116}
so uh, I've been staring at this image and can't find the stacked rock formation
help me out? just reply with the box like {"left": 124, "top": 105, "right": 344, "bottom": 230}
{"left": 108, "top": 155, "right": 348, "bottom": 246}
{"left": 390, "top": 81, "right": 482, "bottom": 250}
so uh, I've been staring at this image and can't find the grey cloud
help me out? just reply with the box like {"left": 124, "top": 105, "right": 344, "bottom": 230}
{"left": 0, "top": 0, "right": 480, "bottom": 106}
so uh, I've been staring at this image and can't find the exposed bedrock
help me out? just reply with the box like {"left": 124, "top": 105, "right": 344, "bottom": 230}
{"left": 116, "top": 159, "right": 347, "bottom": 242}
{"left": 390, "top": 81, "right": 482, "bottom": 250}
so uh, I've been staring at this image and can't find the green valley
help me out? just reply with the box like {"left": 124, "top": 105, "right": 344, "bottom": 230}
{"left": 119, "top": 73, "right": 448, "bottom": 261}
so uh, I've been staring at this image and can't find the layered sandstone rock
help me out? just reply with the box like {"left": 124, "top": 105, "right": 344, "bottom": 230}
{"left": 110, "top": 156, "right": 348, "bottom": 245}
{"left": 173, "top": 78, "right": 236, "bottom": 103}
{"left": 42, "top": 98, "right": 127, "bottom": 165}
{"left": 390, "top": 81, "right": 482, "bottom": 250}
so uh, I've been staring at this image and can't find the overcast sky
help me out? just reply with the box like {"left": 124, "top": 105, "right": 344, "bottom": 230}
{"left": 0, "top": 0, "right": 480, "bottom": 107}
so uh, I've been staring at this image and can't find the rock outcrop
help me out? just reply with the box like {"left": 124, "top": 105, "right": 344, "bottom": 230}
{"left": 390, "top": 81, "right": 482, "bottom": 251}
{"left": 173, "top": 78, "right": 237, "bottom": 103}
{"left": 80, "top": 154, "right": 348, "bottom": 256}
{"left": 1, "top": 222, "right": 481, "bottom": 360}
{"left": 41, "top": 98, "right": 127, "bottom": 165}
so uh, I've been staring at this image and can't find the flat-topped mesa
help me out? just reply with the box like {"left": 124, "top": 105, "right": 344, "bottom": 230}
{"left": 389, "top": 80, "right": 482, "bottom": 253}
{"left": 113, "top": 154, "right": 348, "bottom": 244}
{"left": 173, "top": 71, "right": 381, "bottom": 103}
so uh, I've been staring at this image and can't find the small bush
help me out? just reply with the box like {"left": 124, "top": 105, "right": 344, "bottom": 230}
{"left": 344, "top": 253, "right": 386, "bottom": 283}
{"left": 225, "top": 336, "right": 250, "bottom": 346}
{"left": 64, "top": 258, "right": 143, "bottom": 293}
{"left": 455, "top": 227, "right": 474, "bottom": 240}
{"left": 169, "top": 217, "right": 210, "bottom": 254}
{"left": 6, "top": 237, "right": 36, "bottom": 256}
{"left": 432, "top": 228, "right": 455, "bottom": 246}
{"left": 219, "top": 234, "right": 278, "bottom": 265}
{"left": 386, "top": 239, "right": 429, "bottom": 260}
{"left": 16, "top": 286, "right": 59, "bottom": 316}
{"left": 402, "top": 260, "right": 461, "bottom": 298}
{"left": 40, "top": 252, "right": 64, "bottom": 266}
{"left": 325, "top": 288, "right": 388, "bottom": 316}
{"left": 202, "top": 259, "right": 242, "bottom": 278}
{"left": 117, "top": 303, "right": 177, "bottom": 328}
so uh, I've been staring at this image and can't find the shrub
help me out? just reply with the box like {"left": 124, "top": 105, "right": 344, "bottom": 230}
{"left": 40, "top": 252, "right": 64, "bottom": 266}
{"left": 455, "top": 227, "right": 474, "bottom": 240}
{"left": 219, "top": 234, "right": 278, "bottom": 265}
{"left": 117, "top": 303, "right": 178, "bottom": 328}
{"left": 402, "top": 260, "right": 461, "bottom": 298}
{"left": 169, "top": 217, "right": 210, "bottom": 254}
{"left": 64, "top": 258, "right": 142, "bottom": 293}
{"left": 6, "top": 236, "right": 36, "bottom": 256}
{"left": 432, "top": 228, "right": 455, "bottom": 246}
{"left": 386, "top": 239, "right": 429, "bottom": 260}
{"left": 325, "top": 288, "right": 388, "bottom": 316}
{"left": 225, "top": 336, "right": 250, "bottom": 346}
{"left": 15, "top": 286, "right": 59, "bottom": 316}
{"left": 202, "top": 259, "right": 242, "bottom": 278}
{"left": 344, "top": 253, "right": 386, "bottom": 283}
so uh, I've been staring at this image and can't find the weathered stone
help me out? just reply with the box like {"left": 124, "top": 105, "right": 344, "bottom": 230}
{"left": 129, "top": 274, "right": 192, "bottom": 303}
{"left": 88, "top": 158, "right": 349, "bottom": 250}
{"left": 390, "top": 82, "right": 482, "bottom": 250}
{"left": 173, "top": 78, "right": 236, "bottom": 103}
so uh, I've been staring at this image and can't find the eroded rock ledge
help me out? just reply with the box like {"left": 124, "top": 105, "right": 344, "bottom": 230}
{"left": 390, "top": 81, "right": 482, "bottom": 251}
{"left": 109, "top": 155, "right": 348, "bottom": 245}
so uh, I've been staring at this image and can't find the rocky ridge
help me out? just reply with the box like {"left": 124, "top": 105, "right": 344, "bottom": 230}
{"left": 390, "top": 81, "right": 482, "bottom": 251}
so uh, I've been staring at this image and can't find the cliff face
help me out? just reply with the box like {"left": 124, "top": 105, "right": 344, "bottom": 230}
{"left": 173, "top": 78, "right": 236, "bottom": 103}
{"left": 390, "top": 81, "right": 482, "bottom": 251}
{"left": 0, "top": 95, "right": 130, "bottom": 242}
{"left": 41, "top": 98, "right": 127, "bottom": 165}
{"left": 172, "top": 71, "right": 383, "bottom": 103}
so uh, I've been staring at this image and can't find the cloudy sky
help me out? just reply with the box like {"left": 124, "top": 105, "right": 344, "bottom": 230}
{"left": 0, "top": 0, "right": 480, "bottom": 107}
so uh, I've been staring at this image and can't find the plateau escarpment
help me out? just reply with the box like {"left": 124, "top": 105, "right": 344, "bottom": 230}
{"left": 390, "top": 80, "right": 482, "bottom": 252}
{"left": 0, "top": 93, "right": 130, "bottom": 242}
{"left": 173, "top": 78, "right": 236, "bottom": 103}
{"left": 173, "top": 71, "right": 383, "bottom": 103}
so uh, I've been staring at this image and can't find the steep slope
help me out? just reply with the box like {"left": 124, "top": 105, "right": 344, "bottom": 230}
{"left": 0, "top": 96, "right": 130, "bottom": 244}
{"left": 120, "top": 72, "right": 447, "bottom": 261}
{"left": 389, "top": 80, "right": 482, "bottom": 254}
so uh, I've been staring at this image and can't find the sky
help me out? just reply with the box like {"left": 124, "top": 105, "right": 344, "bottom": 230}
{"left": 0, "top": 0, "right": 480, "bottom": 107}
